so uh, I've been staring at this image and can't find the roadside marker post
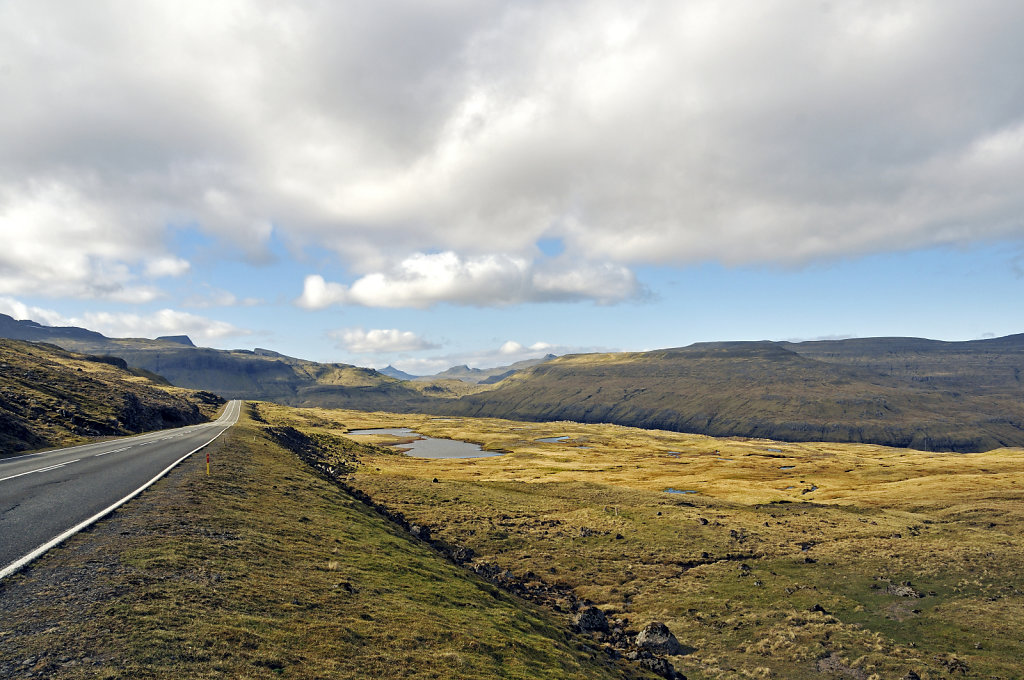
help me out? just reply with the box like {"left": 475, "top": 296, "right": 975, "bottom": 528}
{"left": 206, "top": 451, "right": 210, "bottom": 476}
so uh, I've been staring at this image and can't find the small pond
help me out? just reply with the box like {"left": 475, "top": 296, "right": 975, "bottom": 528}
{"left": 346, "top": 428, "right": 502, "bottom": 459}
{"left": 536, "top": 436, "right": 571, "bottom": 443}
{"left": 664, "top": 488, "right": 698, "bottom": 494}
{"left": 765, "top": 448, "right": 783, "bottom": 453}
{"left": 779, "top": 465, "right": 795, "bottom": 470}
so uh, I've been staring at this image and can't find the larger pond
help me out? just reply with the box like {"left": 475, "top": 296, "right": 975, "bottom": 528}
{"left": 346, "top": 427, "right": 502, "bottom": 459}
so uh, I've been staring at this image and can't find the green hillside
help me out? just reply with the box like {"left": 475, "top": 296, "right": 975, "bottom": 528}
{"left": 0, "top": 339, "right": 223, "bottom": 455}
{"left": 0, "top": 313, "right": 425, "bottom": 409}
{"left": 443, "top": 339, "right": 1024, "bottom": 452}
{"left": 782, "top": 334, "right": 1024, "bottom": 397}
{"left": 5, "top": 313, "right": 1024, "bottom": 452}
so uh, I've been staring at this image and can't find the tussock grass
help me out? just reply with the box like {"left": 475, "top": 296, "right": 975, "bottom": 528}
{"left": 258, "top": 403, "right": 1024, "bottom": 679}
{"left": 0, "top": 405, "right": 641, "bottom": 679}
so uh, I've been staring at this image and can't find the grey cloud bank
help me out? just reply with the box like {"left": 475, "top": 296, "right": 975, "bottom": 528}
{"left": 1, "top": 1, "right": 1022, "bottom": 308}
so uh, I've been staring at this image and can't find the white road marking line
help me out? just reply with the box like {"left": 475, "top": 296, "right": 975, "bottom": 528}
{"left": 1, "top": 399, "right": 238, "bottom": 468}
{"left": 0, "top": 459, "right": 80, "bottom": 483}
{"left": 0, "top": 401, "right": 241, "bottom": 581}
{"left": 94, "top": 448, "right": 128, "bottom": 457}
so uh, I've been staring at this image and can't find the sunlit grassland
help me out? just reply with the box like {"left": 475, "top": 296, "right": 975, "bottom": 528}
{"left": 0, "top": 405, "right": 640, "bottom": 680}
{"left": 258, "top": 403, "right": 1024, "bottom": 679}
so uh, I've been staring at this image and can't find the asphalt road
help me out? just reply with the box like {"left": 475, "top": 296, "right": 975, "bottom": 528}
{"left": 0, "top": 399, "right": 241, "bottom": 578}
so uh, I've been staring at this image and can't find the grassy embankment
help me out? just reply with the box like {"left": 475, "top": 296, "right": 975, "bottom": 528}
{"left": 256, "top": 403, "right": 1024, "bottom": 679}
{"left": 0, "top": 403, "right": 645, "bottom": 680}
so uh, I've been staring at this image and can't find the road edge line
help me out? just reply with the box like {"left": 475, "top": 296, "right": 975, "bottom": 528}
{"left": 0, "top": 402, "right": 240, "bottom": 581}
{"left": 1, "top": 399, "right": 236, "bottom": 463}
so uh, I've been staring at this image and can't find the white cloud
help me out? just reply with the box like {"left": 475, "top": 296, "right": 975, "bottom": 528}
{"left": 499, "top": 340, "right": 524, "bottom": 355}
{"left": 181, "top": 285, "right": 263, "bottom": 309}
{"left": 0, "top": 181, "right": 168, "bottom": 301}
{"left": 330, "top": 327, "right": 438, "bottom": 354}
{"left": 72, "top": 309, "right": 246, "bottom": 343}
{"left": 144, "top": 256, "right": 191, "bottom": 278}
{"left": 496, "top": 339, "right": 558, "bottom": 358}
{"left": 296, "top": 252, "right": 639, "bottom": 309}
{"left": 0, "top": 296, "right": 66, "bottom": 326}
{"left": 0, "top": 296, "right": 246, "bottom": 344}
{"left": 2, "top": 0, "right": 1024, "bottom": 297}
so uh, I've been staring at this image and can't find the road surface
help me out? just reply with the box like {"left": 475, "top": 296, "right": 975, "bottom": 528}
{"left": 0, "top": 399, "right": 241, "bottom": 579}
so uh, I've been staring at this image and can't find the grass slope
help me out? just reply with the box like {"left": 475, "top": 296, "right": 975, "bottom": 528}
{"left": 8, "top": 311, "right": 1024, "bottom": 452}
{"left": 782, "top": 334, "right": 1024, "bottom": 398}
{"left": 444, "top": 341, "right": 1024, "bottom": 452}
{"left": 0, "top": 339, "right": 222, "bottom": 455}
{"left": 257, "top": 404, "right": 1024, "bottom": 680}
{"left": 44, "top": 343, "right": 426, "bottom": 409}
{"left": 0, "top": 313, "right": 424, "bottom": 408}
{"left": 0, "top": 405, "right": 647, "bottom": 680}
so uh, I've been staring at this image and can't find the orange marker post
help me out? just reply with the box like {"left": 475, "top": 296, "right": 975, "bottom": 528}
{"left": 206, "top": 451, "right": 210, "bottom": 476}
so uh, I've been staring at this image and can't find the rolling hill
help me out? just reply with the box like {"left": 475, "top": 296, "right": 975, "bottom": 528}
{"left": 0, "top": 338, "right": 223, "bottom": 454}
{"left": 442, "top": 338, "right": 1024, "bottom": 452}
{"left": 5, "top": 312, "right": 1024, "bottom": 452}
{"left": 0, "top": 313, "right": 426, "bottom": 409}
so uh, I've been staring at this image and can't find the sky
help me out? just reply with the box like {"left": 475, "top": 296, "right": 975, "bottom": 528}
{"left": 1, "top": 1, "right": 1022, "bottom": 375}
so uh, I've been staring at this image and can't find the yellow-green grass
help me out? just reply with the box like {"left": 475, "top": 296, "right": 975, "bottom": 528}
{"left": 0, "top": 404, "right": 645, "bottom": 680}
{"left": 257, "top": 403, "right": 1024, "bottom": 679}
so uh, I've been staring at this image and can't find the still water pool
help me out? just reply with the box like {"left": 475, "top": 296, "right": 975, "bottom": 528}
{"left": 346, "top": 428, "right": 502, "bottom": 459}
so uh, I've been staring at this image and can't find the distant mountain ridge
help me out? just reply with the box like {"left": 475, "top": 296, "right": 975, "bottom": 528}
{"left": 4, "top": 312, "right": 1024, "bottom": 452}
{"left": 379, "top": 365, "right": 419, "bottom": 380}
{"left": 414, "top": 355, "right": 557, "bottom": 384}
{"left": 0, "top": 313, "right": 106, "bottom": 343}
{"left": 157, "top": 335, "right": 195, "bottom": 346}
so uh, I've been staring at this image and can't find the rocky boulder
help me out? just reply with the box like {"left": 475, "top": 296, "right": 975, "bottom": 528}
{"left": 635, "top": 621, "right": 684, "bottom": 655}
{"left": 574, "top": 606, "right": 609, "bottom": 632}
{"left": 886, "top": 581, "right": 924, "bottom": 598}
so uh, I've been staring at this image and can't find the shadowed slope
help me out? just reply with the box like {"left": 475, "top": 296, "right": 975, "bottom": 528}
{"left": 0, "top": 339, "right": 222, "bottom": 455}
{"left": 443, "top": 341, "right": 1024, "bottom": 452}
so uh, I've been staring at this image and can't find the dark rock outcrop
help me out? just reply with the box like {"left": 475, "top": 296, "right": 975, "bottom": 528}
{"left": 573, "top": 606, "right": 609, "bottom": 632}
